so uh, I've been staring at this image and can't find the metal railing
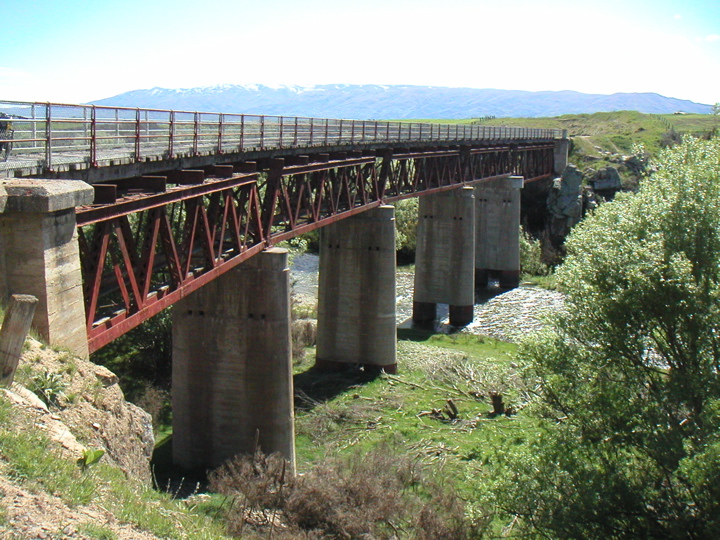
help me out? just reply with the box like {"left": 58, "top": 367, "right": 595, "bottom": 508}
{"left": 0, "top": 100, "right": 565, "bottom": 173}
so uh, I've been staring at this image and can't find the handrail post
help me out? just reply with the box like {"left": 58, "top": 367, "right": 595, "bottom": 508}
{"left": 31, "top": 104, "right": 37, "bottom": 148}
{"left": 90, "top": 105, "right": 97, "bottom": 167}
{"left": 193, "top": 112, "right": 200, "bottom": 156}
{"left": 217, "top": 113, "right": 224, "bottom": 154}
{"left": 45, "top": 103, "right": 52, "bottom": 171}
{"left": 169, "top": 110, "right": 175, "bottom": 158}
{"left": 135, "top": 108, "right": 142, "bottom": 160}
{"left": 294, "top": 117, "right": 299, "bottom": 146}
{"left": 240, "top": 115, "right": 245, "bottom": 151}
{"left": 260, "top": 116, "right": 265, "bottom": 150}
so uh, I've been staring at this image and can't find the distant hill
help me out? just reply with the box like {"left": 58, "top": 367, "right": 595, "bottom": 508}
{"left": 90, "top": 84, "right": 712, "bottom": 119}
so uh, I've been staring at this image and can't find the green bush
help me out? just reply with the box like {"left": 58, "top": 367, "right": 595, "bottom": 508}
{"left": 491, "top": 137, "right": 720, "bottom": 537}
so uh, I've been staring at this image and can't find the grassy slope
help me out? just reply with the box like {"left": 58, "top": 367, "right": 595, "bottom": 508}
{"left": 293, "top": 331, "right": 535, "bottom": 503}
{"left": 403, "top": 111, "right": 718, "bottom": 160}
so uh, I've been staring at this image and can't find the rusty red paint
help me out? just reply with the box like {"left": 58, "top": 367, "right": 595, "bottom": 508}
{"left": 80, "top": 143, "right": 554, "bottom": 352}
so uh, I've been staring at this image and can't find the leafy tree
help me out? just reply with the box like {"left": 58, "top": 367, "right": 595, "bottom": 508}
{"left": 395, "top": 197, "right": 418, "bottom": 263}
{"left": 491, "top": 137, "right": 720, "bottom": 538}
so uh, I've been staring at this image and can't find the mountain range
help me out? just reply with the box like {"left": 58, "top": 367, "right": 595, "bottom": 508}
{"left": 90, "top": 84, "right": 712, "bottom": 119}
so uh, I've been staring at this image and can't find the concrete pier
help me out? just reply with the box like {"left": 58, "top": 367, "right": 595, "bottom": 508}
{"left": 413, "top": 187, "right": 475, "bottom": 327}
{"left": 0, "top": 180, "right": 93, "bottom": 358}
{"left": 315, "top": 205, "right": 397, "bottom": 373}
{"left": 554, "top": 131, "right": 570, "bottom": 175}
{"left": 172, "top": 247, "right": 295, "bottom": 473}
{"left": 475, "top": 176, "right": 524, "bottom": 289}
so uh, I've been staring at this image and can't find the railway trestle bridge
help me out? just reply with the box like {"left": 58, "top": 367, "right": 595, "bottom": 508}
{"left": 0, "top": 100, "right": 569, "bottom": 472}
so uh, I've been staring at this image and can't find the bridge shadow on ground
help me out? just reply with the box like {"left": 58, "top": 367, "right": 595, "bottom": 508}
{"left": 150, "top": 365, "right": 384, "bottom": 496}
{"left": 294, "top": 365, "right": 382, "bottom": 411}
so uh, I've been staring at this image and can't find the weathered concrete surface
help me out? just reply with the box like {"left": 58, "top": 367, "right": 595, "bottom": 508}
{"left": 554, "top": 133, "right": 570, "bottom": 175}
{"left": 475, "top": 176, "right": 523, "bottom": 289}
{"left": 2, "top": 179, "right": 94, "bottom": 213}
{"left": 316, "top": 205, "right": 397, "bottom": 372}
{"left": 172, "top": 248, "right": 295, "bottom": 473}
{"left": 0, "top": 180, "right": 93, "bottom": 358}
{"left": 413, "top": 187, "right": 475, "bottom": 326}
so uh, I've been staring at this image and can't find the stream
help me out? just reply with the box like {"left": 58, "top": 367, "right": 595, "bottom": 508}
{"left": 290, "top": 253, "right": 564, "bottom": 343}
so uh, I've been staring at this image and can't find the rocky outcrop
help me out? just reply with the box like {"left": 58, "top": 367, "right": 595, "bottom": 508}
{"left": 547, "top": 165, "right": 584, "bottom": 244}
{"left": 590, "top": 166, "right": 622, "bottom": 193}
{"left": 3, "top": 338, "right": 154, "bottom": 484}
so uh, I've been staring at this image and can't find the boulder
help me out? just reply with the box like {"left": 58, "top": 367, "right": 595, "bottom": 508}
{"left": 547, "top": 164, "right": 583, "bottom": 220}
{"left": 590, "top": 166, "right": 622, "bottom": 192}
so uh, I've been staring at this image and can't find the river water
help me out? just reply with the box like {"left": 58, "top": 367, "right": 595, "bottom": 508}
{"left": 290, "top": 253, "right": 564, "bottom": 344}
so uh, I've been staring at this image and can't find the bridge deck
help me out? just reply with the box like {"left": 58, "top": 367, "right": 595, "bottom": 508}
{"left": 1, "top": 100, "right": 564, "bottom": 181}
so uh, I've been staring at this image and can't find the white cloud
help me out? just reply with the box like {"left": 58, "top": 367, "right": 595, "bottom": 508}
{"left": 705, "top": 34, "right": 720, "bottom": 42}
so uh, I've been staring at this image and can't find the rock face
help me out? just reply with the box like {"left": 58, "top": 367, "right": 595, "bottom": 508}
{"left": 547, "top": 164, "right": 584, "bottom": 244}
{"left": 4, "top": 338, "right": 154, "bottom": 484}
{"left": 590, "top": 166, "right": 622, "bottom": 193}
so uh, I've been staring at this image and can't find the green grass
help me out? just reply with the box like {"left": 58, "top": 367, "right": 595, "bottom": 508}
{"left": 293, "top": 331, "right": 538, "bottom": 497}
{"left": 0, "top": 393, "right": 232, "bottom": 539}
{"left": 77, "top": 523, "right": 119, "bottom": 540}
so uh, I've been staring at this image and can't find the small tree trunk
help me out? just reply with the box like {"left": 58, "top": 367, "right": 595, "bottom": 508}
{"left": 0, "top": 295, "right": 38, "bottom": 387}
{"left": 490, "top": 392, "right": 505, "bottom": 415}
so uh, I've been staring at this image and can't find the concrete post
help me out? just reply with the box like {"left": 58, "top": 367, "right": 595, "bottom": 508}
{"left": 0, "top": 180, "right": 93, "bottom": 358}
{"left": 172, "top": 247, "right": 296, "bottom": 474}
{"left": 475, "top": 176, "right": 524, "bottom": 289}
{"left": 316, "top": 205, "right": 397, "bottom": 373}
{"left": 413, "top": 187, "right": 475, "bottom": 327}
{"left": 554, "top": 131, "right": 570, "bottom": 175}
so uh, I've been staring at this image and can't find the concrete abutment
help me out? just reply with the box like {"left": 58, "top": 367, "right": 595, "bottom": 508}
{"left": 0, "top": 180, "right": 93, "bottom": 358}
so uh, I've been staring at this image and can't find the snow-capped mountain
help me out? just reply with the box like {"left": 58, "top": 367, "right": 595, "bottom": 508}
{"left": 90, "top": 84, "right": 712, "bottom": 119}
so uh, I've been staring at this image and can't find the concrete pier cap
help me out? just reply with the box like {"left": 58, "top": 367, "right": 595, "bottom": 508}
{"left": 0, "top": 179, "right": 93, "bottom": 358}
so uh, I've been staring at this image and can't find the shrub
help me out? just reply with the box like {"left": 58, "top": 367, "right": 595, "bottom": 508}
{"left": 211, "top": 445, "right": 487, "bottom": 539}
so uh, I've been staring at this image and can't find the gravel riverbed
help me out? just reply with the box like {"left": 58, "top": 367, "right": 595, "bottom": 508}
{"left": 291, "top": 253, "right": 564, "bottom": 344}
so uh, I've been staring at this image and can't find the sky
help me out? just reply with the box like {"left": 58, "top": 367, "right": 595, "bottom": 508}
{"left": 1, "top": 0, "right": 719, "bottom": 105}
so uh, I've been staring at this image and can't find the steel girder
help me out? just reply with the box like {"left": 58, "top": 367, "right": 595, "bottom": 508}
{"left": 76, "top": 142, "right": 554, "bottom": 352}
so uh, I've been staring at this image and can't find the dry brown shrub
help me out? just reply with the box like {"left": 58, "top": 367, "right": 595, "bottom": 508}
{"left": 210, "top": 444, "right": 488, "bottom": 539}
{"left": 414, "top": 491, "right": 489, "bottom": 540}
{"left": 132, "top": 384, "right": 170, "bottom": 432}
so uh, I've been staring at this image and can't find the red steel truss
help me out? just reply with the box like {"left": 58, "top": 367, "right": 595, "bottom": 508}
{"left": 76, "top": 142, "right": 554, "bottom": 352}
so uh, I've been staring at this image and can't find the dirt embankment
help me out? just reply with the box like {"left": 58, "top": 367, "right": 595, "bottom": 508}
{"left": 0, "top": 338, "right": 158, "bottom": 540}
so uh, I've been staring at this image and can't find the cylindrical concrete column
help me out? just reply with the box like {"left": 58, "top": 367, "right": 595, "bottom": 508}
{"left": 316, "top": 205, "right": 397, "bottom": 373}
{"left": 172, "top": 247, "right": 295, "bottom": 474}
{"left": 0, "top": 180, "right": 94, "bottom": 358}
{"left": 413, "top": 187, "right": 475, "bottom": 327}
{"left": 475, "top": 176, "right": 523, "bottom": 289}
